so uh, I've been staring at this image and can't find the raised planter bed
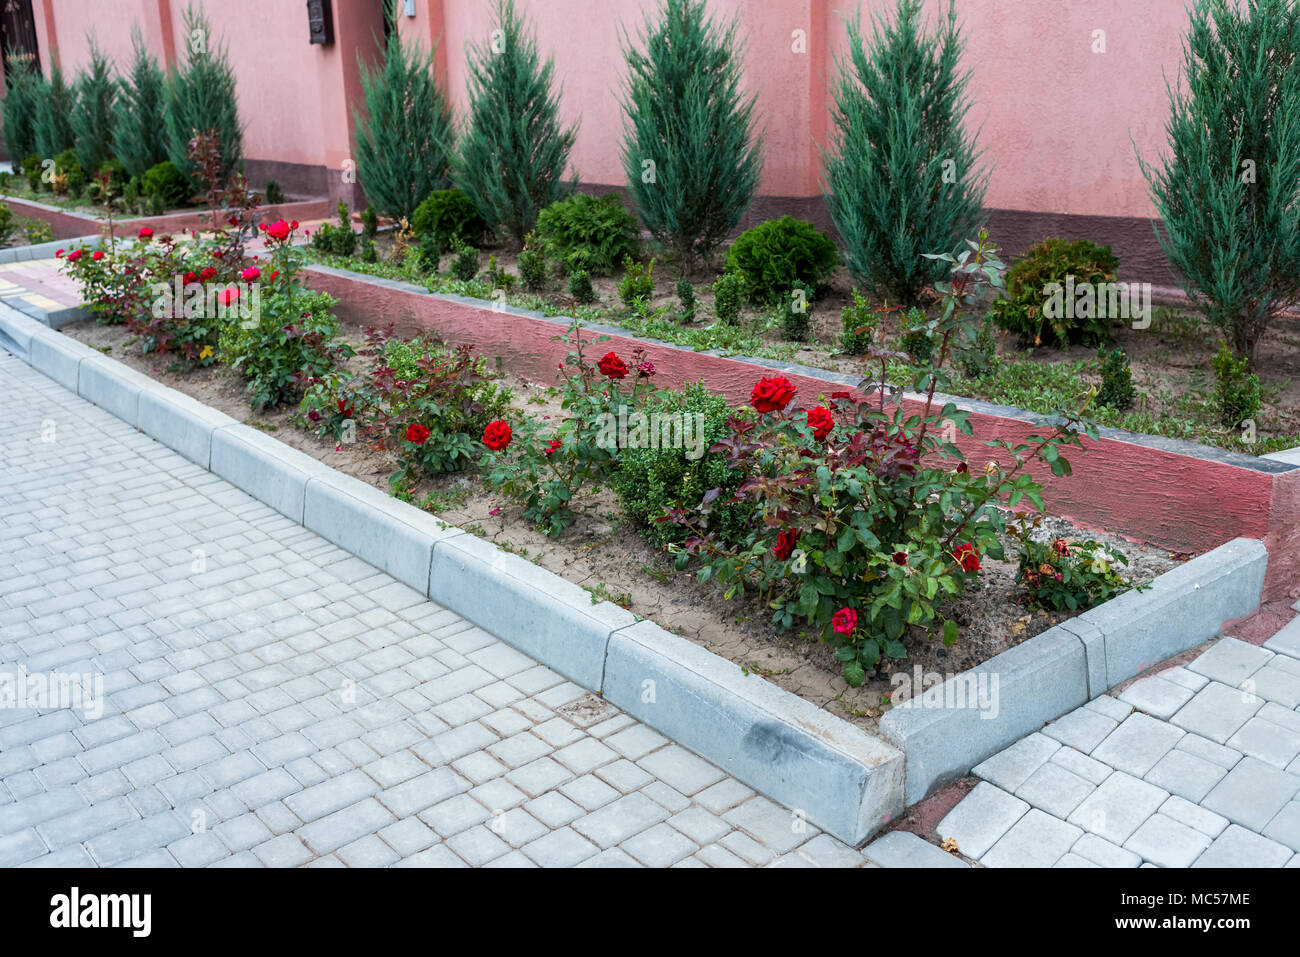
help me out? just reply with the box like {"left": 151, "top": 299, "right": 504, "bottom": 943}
{"left": 301, "top": 262, "right": 1300, "bottom": 601}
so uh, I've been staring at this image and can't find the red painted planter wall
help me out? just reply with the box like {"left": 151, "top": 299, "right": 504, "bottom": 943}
{"left": 3, "top": 197, "right": 334, "bottom": 241}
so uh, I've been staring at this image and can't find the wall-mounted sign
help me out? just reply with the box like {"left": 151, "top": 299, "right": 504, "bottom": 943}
{"left": 307, "top": 0, "right": 334, "bottom": 45}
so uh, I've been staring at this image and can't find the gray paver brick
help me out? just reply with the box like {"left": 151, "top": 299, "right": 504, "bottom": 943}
{"left": 1067, "top": 771, "right": 1169, "bottom": 846}
{"left": 863, "top": 830, "right": 967, "bottom": 869}
{"left": 981, "top": 809, "right": 1082, "bottom": 868}
{"left": 937, "top": 782, "right": 1029, "bottom": 860}
{"left": 1091, "top": 712, "right": 1185, "bottom": 776}
{"left": 1201, "top": 757, "right": 1300, "bottom": 831}
{"left": 1124, "top": 813, "right": 1212, "bottom": 867}
{"left": 1193, "top": 824, "right": 1294, "bottom": 868}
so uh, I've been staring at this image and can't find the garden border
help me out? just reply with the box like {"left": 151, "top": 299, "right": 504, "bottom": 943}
{"left": 0, "top": 301, "right": 1278, "bottom": 844}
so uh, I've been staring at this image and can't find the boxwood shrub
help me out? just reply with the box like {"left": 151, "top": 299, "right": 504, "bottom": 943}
{"left": 724, "top": 216, "right": 838, "bottom": 305}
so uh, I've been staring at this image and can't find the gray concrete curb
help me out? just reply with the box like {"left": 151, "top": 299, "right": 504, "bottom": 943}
{"left": 0, "top": 301, "right": 903, "bottom": 847}
{"left": 879, "top": 537, "right": 1268, "bottom": 805}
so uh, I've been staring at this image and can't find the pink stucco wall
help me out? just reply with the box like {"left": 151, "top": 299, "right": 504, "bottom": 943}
{"left": 24, "top": 0, "right": 1192, "bottom": 219}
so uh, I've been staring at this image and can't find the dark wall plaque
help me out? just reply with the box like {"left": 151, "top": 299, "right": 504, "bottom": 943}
{"left": 307, "top": 0, "right": 334, "bottom": 45}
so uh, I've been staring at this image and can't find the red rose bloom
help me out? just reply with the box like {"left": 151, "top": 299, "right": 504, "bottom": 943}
{"left": 751, "top": 376, "right": 796, "bottom": 414}
{"left": 597, "top": 352, "right": 629, "bottom": 379}
{"left": 404, "top": 423, "right": 430, "bottom": 445}
{"left": 337, "top": 398, "right": 354, "bottom": 418}
{"left": 138, "top": 227, "right": 154, "bottom": 239}
{"left": 956, "top": 462, "right": 969, "bottom": 474}
{"left": 265, "top": 220, "right": 292, "bottom": 242}
{"left": 200, "top": 267, "right": 217, "bottom": 281}
{"left": 183, "top": 271, "right": 198, "bottom": 285}
{"left": 482, "top": 420, "right": 512, "bottom": 451}
{"left": 832, "top": 607, "right": 858, "bottom": 636}
{"left": 241, "top": 266, "right": 260, "bottom": 282}
{"left": 771, "top": 528, "right": 799, "bottom": 561}
{"left": 637, "top": 361, "right": 656, "bottom": 379}
{"left": 892, "top": 551, "right": 908, "bottom": 565}
{"left": 543, "top": 439, "right": 562, "bottom": 458}
{"left": 1052, "top": 538, "right": 1070, "bottom": 556}
{"left": 806, "top": 406, "right": 834, "bottom": 442}
{"left": 221, "top": 287, "right": 239, "bottom": 305}
{"left": 92, "top": 250, "right": 104, "bottom": 261}
{"left": 67, "top": 249, "right": 83, "bottom": 262}
{"left": 56, "top": 249, "right": 65, "bottom": 258}
{"left": 952, "top": 543, "right": 981, "bottom": 573}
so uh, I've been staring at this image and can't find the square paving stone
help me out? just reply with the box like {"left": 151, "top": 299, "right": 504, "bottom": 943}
{"left": 1201, "top": 756, "right": 1299, "bottom": 831}
{"left": 1170, "top": 682, "right": 1262, "bottom": 744}
{"left": 1263, "top": 801, "right": 1300, "bottom": 852}
{"left": 1192, "top": 824, "right": 1294, "bottom": 868}
{"left": 981, "top": 809, "right": 1082, "bottom": 868}
{"left": 1243, "top": 655, "right": 1300, "bottom": 709}
{"left": 1159, "top": 795, "right": 1229, "bottom": 838}
{"left": 1226, "top": 716, "right": 1300, "bottom": 769}
{"left": 1188, "top": 638, "right": 1273, "bottom": 686}
{"left": 620, "top": 822, "right": 698, "bottom": 867}
{"left": 862, "top": 831, "right": 967, "bottom": 869}
{"left": 1050, "top": 747, "right": 1112, "bottom": 785}
{"left": 1123, "top": 813, "right": 1211, "bottom": 868}
{"left": 1144, "top": 748, "right": 1227, "bottom": 803}
{"left": 1015, "top": 762, "right": 1095, "bottom": 818}
{"left": 1054, "top": 853, "right": 1100, "bottom": 867}
{"left": 1071, "top": 832, "right": 1141, "bottom": 868}
{"left": 1176, "top": 733, "right": 1243, "bottom": 770}
{"left": 937, "top": 782, "right": 1029, "bottom": 860}
{"left": 1263, "top": 618, "right": 1300, "bottom": 661}
{"left": 1091, "top": 713, "right": 1185, "bottom": 776}
{"left": 1119, "top": 675, "right": 1195, "bottom": 720}
{"left": 1067, "top": 771, "right": 1168, "bottom": 845}
{"left": 972, "top": 732, "right": 1060, "bottom": 792}
{"left": 1041, "top": 706, "right": 1118, "bottom": 753}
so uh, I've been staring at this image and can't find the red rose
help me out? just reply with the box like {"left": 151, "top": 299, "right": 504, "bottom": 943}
{"left": 183, "top": 271, "right": 198, "bottom": 285}
{"left": 637, "top": 360, "right": 656, "bottom": 379}
{"left": 241, "top": 266, "right": 260, "bottom": 282}
{"left": 952, "top": 543, "right": 981, "bottom": 573}
{"left": 831, "top": 391, "right": 852, "bottom": 401}
{"left": 832, "top": 607, "right": 858, "bottom": 636}
{"left": 200, "top": 267, "right": 217, "bottom": 281}
{"left": 1052, "top": 538, "right": 1070, "bottom": 556}
{"left": 290, "top": 220, "right": 299, "bottom": 229}
{"left": 265, "top": 220, "right": 292, "bottom": 242}
{"left": 221, "top": 287, "right": 239, "bottom": 305}
{"left": 92, "top": 250, "right": 104, "bottom": 261}
{"left": 892, "top": 551, "right": 908, "bottom": 565}
{"left": 751, "top": 376, "right": 796, "bottom": 414}
{"left": 543, "top": 439, "right": 562, "bottom": 458}
{"left": 482, "top": 420, "right": 512, "bottom": 451}
{"left": 956, "top": 462, "right": 969, "bottom": 474}
{"left": 56, "top": 249, "right": 65, "bottom": 258}
{"left": 597, "top": 352, "right": 629, "bottom": 379}
{"left": 771, "top": 528, "right": 799, "bottom": 561}
{"left": 806, "top": 406, "right": 834, "bottom": 442}
{"left": 404, "top": 423, "right": 430, "bottom": 445}
{"left": 67, "top": 249, "right": 83, "bottom": 262}
{"left": 138, "top": 227, "right": 154, "bottom": 239}
{"left": 337, "top": 398, "right": 354, "bottom": 418}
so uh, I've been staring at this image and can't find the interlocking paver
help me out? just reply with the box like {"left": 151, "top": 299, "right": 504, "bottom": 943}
{"left": 981, "top": 809, "right": 1082, "bottom": 868}
{"left": 1201, "top": 757, "right": 1300, "bottom": 831}
{"left": 1193, "top": 825, "right": 1294, "bottom": 868}
{"left": 1169, "top": 681, "right": 1263, "bottom": 743}
{"left": 1124, "top": 813, "right": 1212, "bottom": 868}
{"left": 937, "top": 782, "right": 1028, "bottom": 859}
{"left": 1091, "top": 712, "right": 1185, "bottom": 777}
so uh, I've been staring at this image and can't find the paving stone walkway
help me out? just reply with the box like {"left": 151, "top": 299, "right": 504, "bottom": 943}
{"left": 937, "top": 630, "right": 1300, "bottom": 867}
{"left": 0, "top": 350, "right": 901, "bottom": 868}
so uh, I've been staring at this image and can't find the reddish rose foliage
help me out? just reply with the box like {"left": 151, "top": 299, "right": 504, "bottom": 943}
{"left": 751, "top": 376, "right": 796, "bottom": 414}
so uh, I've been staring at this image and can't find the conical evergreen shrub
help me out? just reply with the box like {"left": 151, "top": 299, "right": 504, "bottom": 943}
{"left": 1141, "top": 0, "right": 1300, "bottom": 366}
{"left": 71, "top": 40, "right": 117, "bottom": 174}
{"left": 821, "top": 0, "right": 987, "bottom": 306}
{"left": 456, "top": 0, "right": 576, "bottom": 246}
{"left": 1, "top": 56, "right": 41, "bottom": 162}
{"left": 164, "top": 4, "right": 243, "bottom": 182}
{"left": 114, "top": 27, "right": 169, "bottom": 180}
{"left": 620, "top": 0, "right": 763, "bottom": 276}
{"left": 34, "top": 67, "right": 76, "bottom": 160}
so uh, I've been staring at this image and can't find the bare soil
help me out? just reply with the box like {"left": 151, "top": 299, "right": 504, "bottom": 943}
{"left": 64, "top": 317, "right": 1180, "bottom": 732}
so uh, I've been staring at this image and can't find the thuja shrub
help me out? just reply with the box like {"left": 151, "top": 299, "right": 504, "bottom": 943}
{"left": 71, "top": 41, "right": 117, "bottom": 175}
{"left": 2, "top": 58, "right": 41, "bottom": 163}
{"left": 456, "top": 0, "right": 576, "bottom": 245}
{"left": 618, "top": 256, "right": 655, "bottom": 308}
{"left": 165, "top": 5, "right": 243, "bottom": 183}
{"left": 1141, "top": 0, "right": 1300, "bottom": 365}
{"left": 484, "top": 322, "right": 656, "bottom": 536}
{"left": 354, "top": 30, "right": 455, "bottom": 221}
{"left": 1096, "top": 346, "right": 1136, "bottom": 410}
{"left": 536, "top": 192, "right": 640, "bottom": 276}
{"left": 990, "top": 238, "right": 1120, "bottom": 347}
{"left": 311, "top": 201, "right": 358, "bottom": 257}
{"left": 822, "top": 0, "right": 987, "bottom": 307}
{"left": 661, "top": 230, "right": 1098, "bottom": 682}
{"left": 141, "top": 160, "right": 190, "bottom": 209}
{"left": 724, "top": 217, "right": 838, "bottom": 305}
{"left": 1212, "top": 341, "right": 1263, "bottom": 430}
{"left": 621, "top": 0, "right": 763, "bottom": 274}
{"left": 115, "top": 29, "right": 168, "bottom": 179}
{"left": 34, "top": 67, "right": 76, "bottom": 164}
{"left": 712, "top": 272, "right": 744, "bottom": 325}
{"left": 839, "top": 290, "right": 878, "bottom": 356}
{"left": 612, "top": 381, "right": 750, "bottom": 548}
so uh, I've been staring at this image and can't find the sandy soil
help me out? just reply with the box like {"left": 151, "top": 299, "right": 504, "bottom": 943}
{"left": 64, "top": 317, "right": 1180, "bottom": 732}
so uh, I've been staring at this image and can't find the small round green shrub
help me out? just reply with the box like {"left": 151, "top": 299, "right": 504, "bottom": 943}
{"left": 612, "top": 382, "right": 751, "bottom": 548}
{"left": 991, "top": 238, "right": 1120, "bottom": 348}
{"left": 21, "top": 154, "right": 43, "bottom": 190}
{"left": 712, "top": 272, "right": 745, "bottom": 325}
{"left": 724, "top": 216, "right": 838, "bottom": 305}
{"left": 839, "top": 290, "right": 876, "bottom": 356}
{"left": 412, "top": 189, "right": 485, "bottom": 251}
{"left": 899, "top": 307, "right": 934, "bottom": 364}
{"left": 1096, "top": 346, "right": 1136, "bottom": 410}
{"left": 782, "top": 279, "right": 813, "bottom": 341}
{"left": 451, "top": 240, "right": 479, "bottom": 281}
{"left": 676, "top": 279, "right": 697, "bottom": 323}
{"left": 617, "top": 255, "right": 655, "bottom": 308}
{"left": 568, "top": 269, "right": 596, "bottom": 303}
{"left": 141, "top": 160, "right": 190, "bottom": 209}
{"left": 536, "top": 192, "right": 640, "bottom": 276}
{"left": 518, "top": 236, "right": 549, "bottom": 292}
{"left": 53, "top": 149, "right": 86, "bottom": 196}
{"left": 1212, "top": 342, "right": 1262, "bottom": 429}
